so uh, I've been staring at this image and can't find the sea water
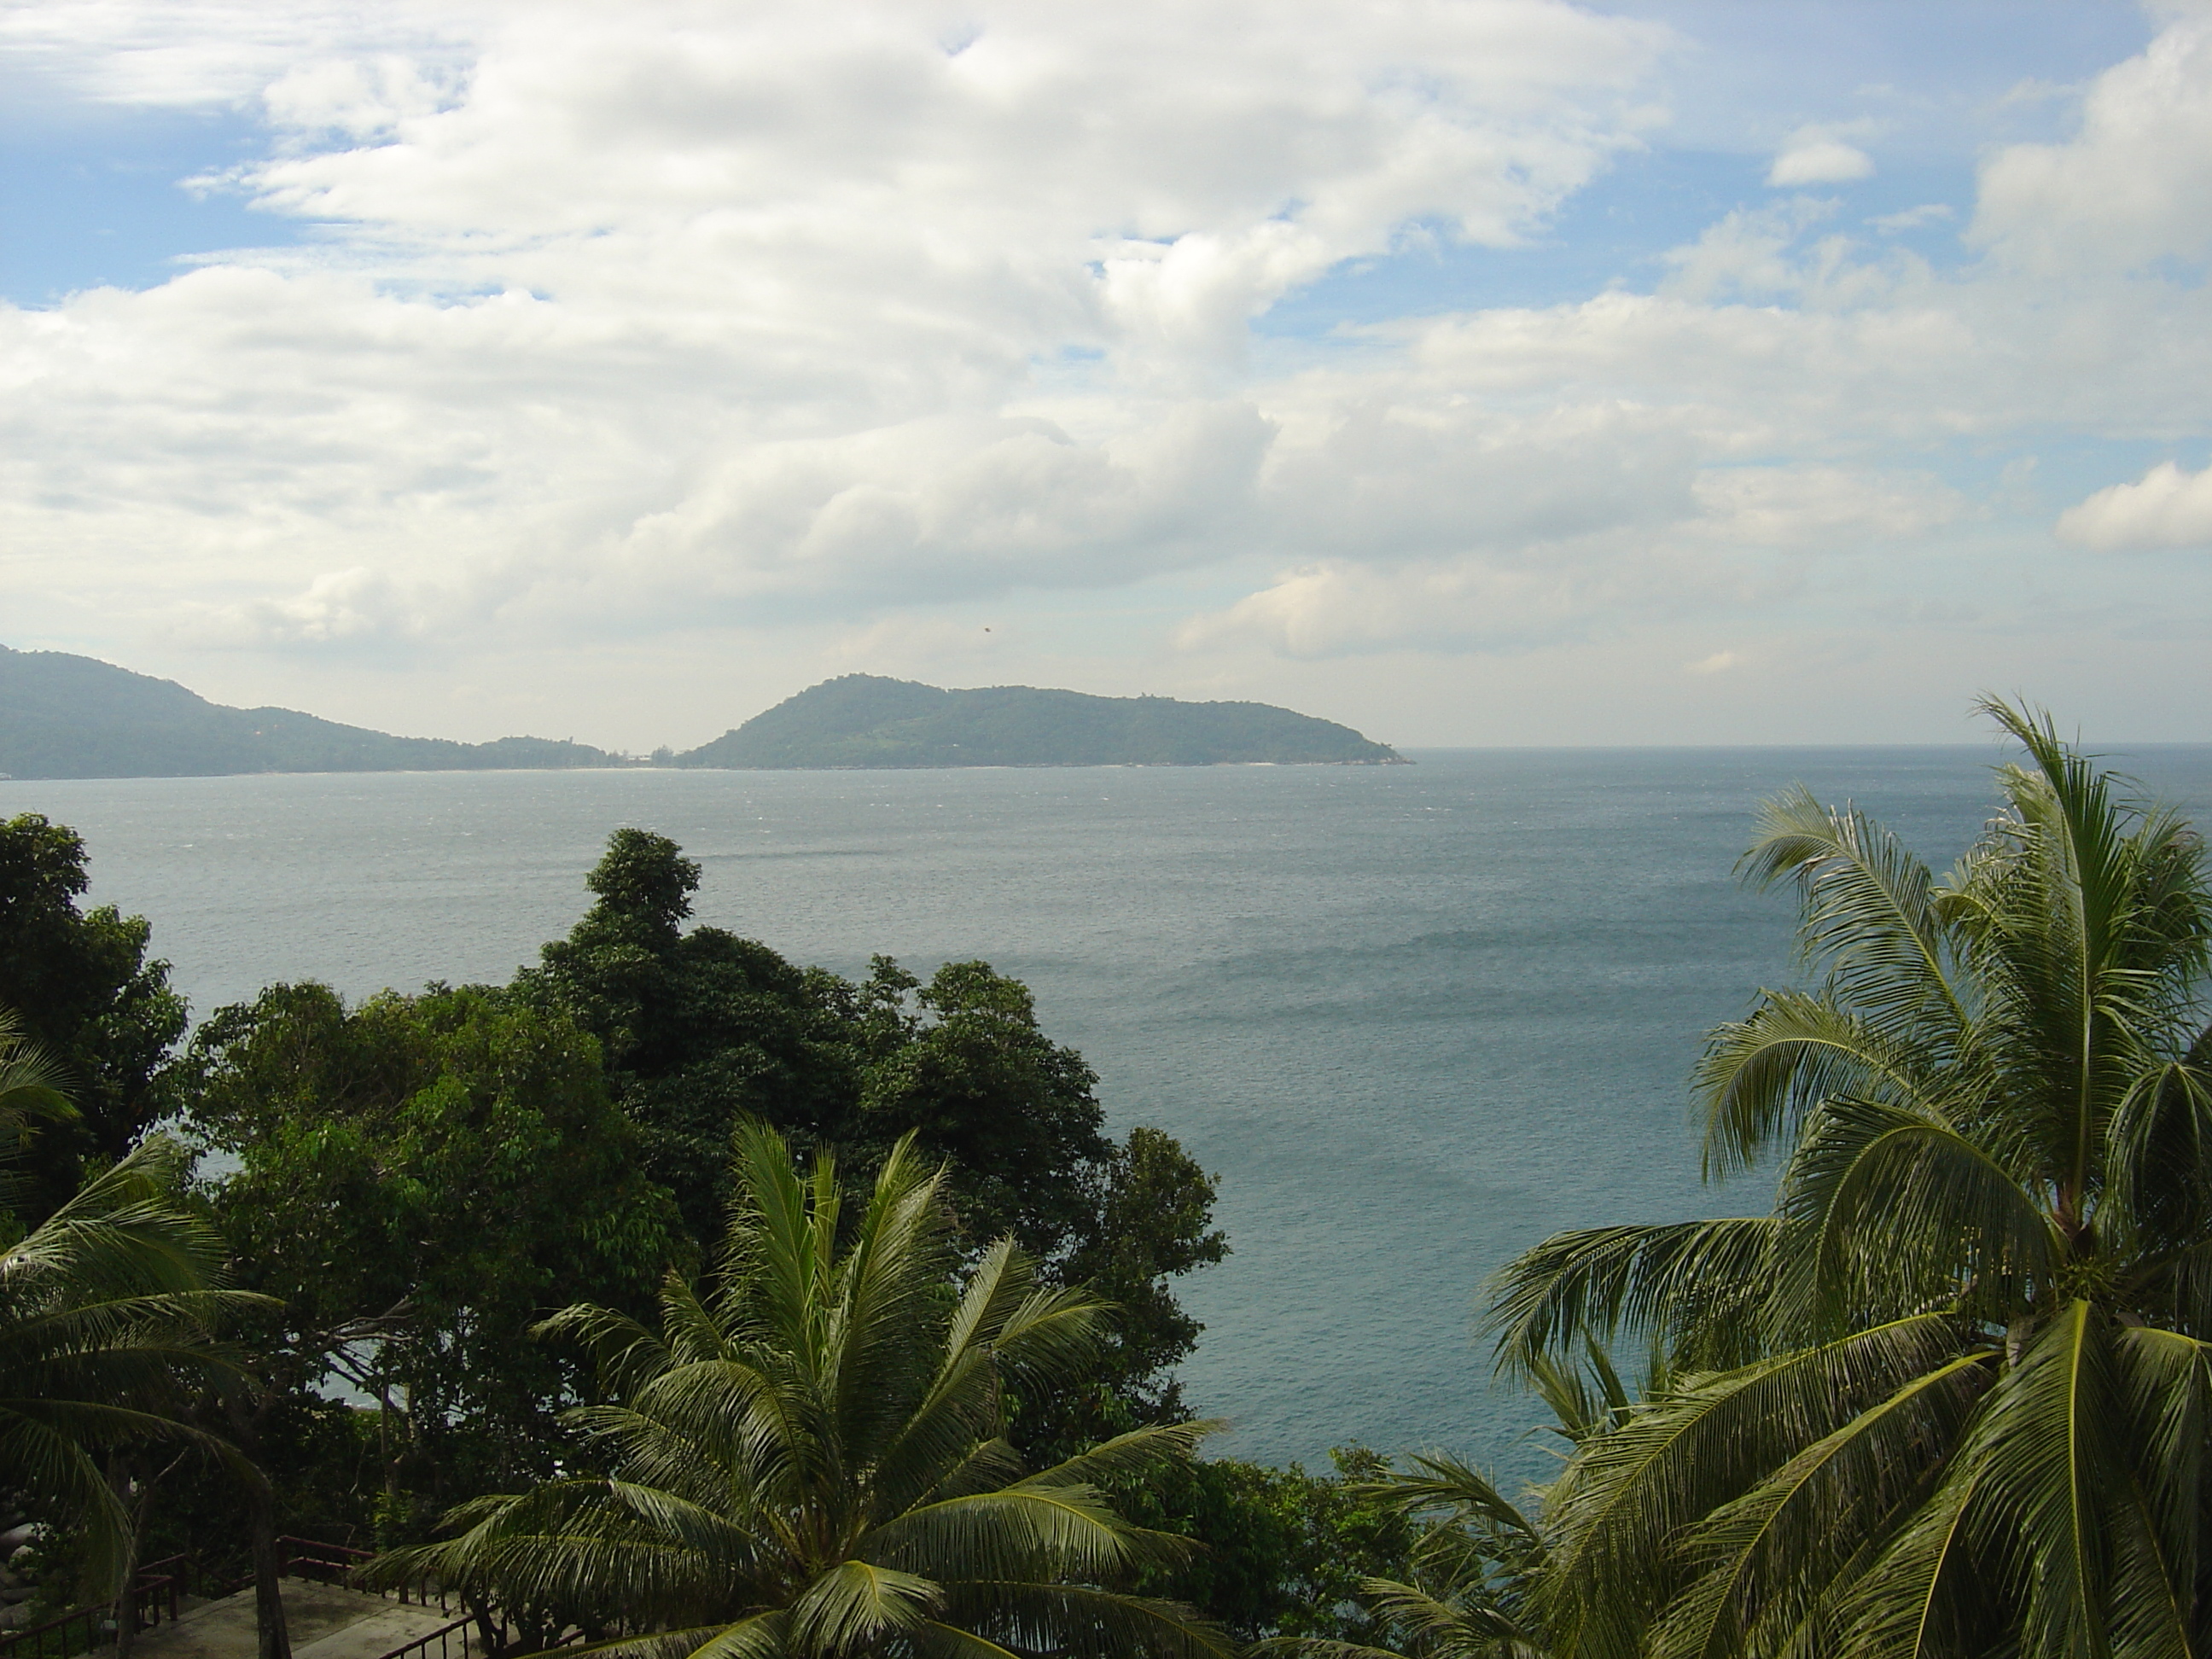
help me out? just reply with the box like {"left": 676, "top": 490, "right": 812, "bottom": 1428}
{"left": 8, "top": 744, "right": 2210, "bottom": 1484}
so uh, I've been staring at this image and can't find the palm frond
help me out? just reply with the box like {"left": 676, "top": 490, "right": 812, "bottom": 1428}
{"left": 1483, "top": 1218, "right": 1778, "bottom": 1373}
{"left": 379, "top": 1121, "right": 1217, "bottom": 1658}
{"left": 787, "top": 1559, "right": 940, "bottom": 1652}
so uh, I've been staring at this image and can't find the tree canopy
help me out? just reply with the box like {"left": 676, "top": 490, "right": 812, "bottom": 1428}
{"left": 183, "top": 981, "right": 683, "bottom": 1521}
{"left": 519, "top": 829, "right": 1226, "bottom": 1438}
{"left": 1487, "top": 701, "right": 2212, "bottom": 1658}
{"left": 0, "top": 813, "right": 186, "bottom": 1206}
{"left": 374, "top": 1122, "right": 1231, "bottom": 1659}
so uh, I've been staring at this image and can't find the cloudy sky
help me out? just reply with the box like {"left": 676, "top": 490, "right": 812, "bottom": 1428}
{"left": 3, "top": 0, "right": 2209, "bottom": 748}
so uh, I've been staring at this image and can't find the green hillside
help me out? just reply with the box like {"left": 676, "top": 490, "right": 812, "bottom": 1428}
{"left": 677, "top": 674, "right": 1404, "bottom": 768}
{"left": 0, "top": 645, "right": 617, "bottom": 778}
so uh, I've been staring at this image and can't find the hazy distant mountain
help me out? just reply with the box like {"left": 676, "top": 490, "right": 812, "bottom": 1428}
{"left": 0, "top": 645, "right": 617, "bottom": 778}
{"left": 677, "top": 674, "right": 1404, "bottom": 768}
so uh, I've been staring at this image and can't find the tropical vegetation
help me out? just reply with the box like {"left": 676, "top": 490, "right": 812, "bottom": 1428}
{"left": 3, "top": 699, "right": 2208, "bottom": 1659}
{"left": 1487, "top": 700, "right": 2212, "bottom": 1656}
{"left": 373, "top": 1121, "right": 1229, "bottom": 1659}
{"left": 0, "top": 1128, "right": 263, "bottom": 1594}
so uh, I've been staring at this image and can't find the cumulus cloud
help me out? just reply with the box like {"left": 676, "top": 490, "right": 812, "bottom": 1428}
{"left": 1870, "top": 202, "right": 1953, "bottom": 234}
{"left": 179, "top": 568, "right": 433, "bottom": 649}
{"left": 1171, "top": 457, "right": 1964, "bottom": 660}
{"left": 0, "top": 1, "right": 470, "bottom": 107}
{"left": 0, "top": 0, "right": 1672, "bottom": 648}
{"left": 1172, "top": 559, "right": 1626, "bottom": 659}
{"left": 608, "top": 405, "right": 1278, "bottom": 614}
{"left": 1973, "top": 10, "right": 2212, "bottom": 271}
{"left": 3, "top": 0, "right": 2212, "bottom": 736}
{"left": 1767, "top": 133, "right": 1875, "bottom": 187}
{"left": 2057, "top": 460, "right": 2212, "bottom": 550}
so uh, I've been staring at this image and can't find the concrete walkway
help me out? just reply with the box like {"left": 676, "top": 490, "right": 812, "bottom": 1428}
{"left": 124, "top": 1581, "right": 461, "bottom": 1659}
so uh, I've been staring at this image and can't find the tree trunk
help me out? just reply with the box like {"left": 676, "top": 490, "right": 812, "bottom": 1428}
{"left": 226, "top": 1391, "right": 292, "bottom": 1659}
{"left": 247, "top": 1492, "right": 292, "bottom": 1659}
{"left": 107, "top": 1454, "right": 139, "bottom": 1659}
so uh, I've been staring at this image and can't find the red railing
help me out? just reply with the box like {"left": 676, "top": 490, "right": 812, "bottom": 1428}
{"left": 0, "top": 1539, "right": 547, "bottom": 1659}
{"left": 0, "top": 1602, "right": 102, "bottom": 1659}
{"left": 369, "top": 1614, "right": 478, "bottom": 1659}
{"left": 276, "top": 1537, "right": 450, "bottom": 1614}
{"left": 0, "top": 1553, "right": 202, "bottom": 1659}
{"left": 368, "top": 1610, "right": 585, "bottom": 1659}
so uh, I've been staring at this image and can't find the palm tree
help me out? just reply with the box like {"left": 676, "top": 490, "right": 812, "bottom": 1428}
{"left": 1255, "top": 1454, "right": 1549, "bottom": 1659}
{"left": 0, "top": 1007, "right": 73, "bottom": 1215}
{"left": 372, "top": 1121, "right": 1230, "bottom": 1659}
{"left": 1483, "top": 699, "right": 2212, "bottom": 1658}
{"left": 1258, "top": 1350, "right": 1645, "bottom": 1659}
{"left": 1, "top": 1132, "right": 264, "bottom": 1592}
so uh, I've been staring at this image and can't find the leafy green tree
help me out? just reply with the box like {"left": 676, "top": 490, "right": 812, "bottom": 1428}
{"left": 517, "top": 829, "right": 863, "bottom": 1239}
{"left": 1252, "top": 1357, "right": 1647, "bottom": 1659}
{"left": 0, "top": 1008, "right": 73, "bottom": 1221}
{"left": 182, "top": 981, "right": 683, "bottom": 1521}
{"left": 1112, "top": 1448, "right": 1423, "bottom": 1645}
{"left": 1062, "top": 1126, "right": 1228, "bottom": 1414}
{"left": 1485, "top": 701, "right": 2212, "bottom": 1658}
{"left": 522, "top": 830, "right": 1228, "bottom": 1432}
{"left": 0, "top": 815, "right": 187, "bottom": 1203}
{"left": 856, "top": 958, "right": 1115, "bottom": 1262}
{"left": 1258, "top": 1456, "right": 1550, "bottom": 1659}
{"left": 375, "top": 1121, "right": 1230, "bottom": 1659}
{"left": 0, "top": 1136, "right": 263, "bottom": 1594}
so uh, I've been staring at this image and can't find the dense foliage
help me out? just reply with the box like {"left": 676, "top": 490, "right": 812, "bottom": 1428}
{"left": 181, "top": 981, "right": 683, "bottom": 1528}
{"left": 0, "top": 1135, "right": 263, "bottom": 1594}
{"left": 515, "top": 828, "right": 1226, "bottom": 1449}
{"left": 0, "top": 814, "right": 188, "bottom": 1202}
{"left": 375, "top": 1123, "right": 1230, "bottom": 1659}
{"left": 5, "top": 700, "right": 2206, "bottom": 1659}
{"left": 1489, "top": 701, "right": 2212, "bottom": 1657}
{"left": 0, "top": 816, "right": 1255, "bottom": 1640}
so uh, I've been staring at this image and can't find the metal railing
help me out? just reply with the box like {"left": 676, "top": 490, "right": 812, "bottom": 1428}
{"left": 368, "top": 1614, "right": 478, "bottom": 1659}
{"left": 0, "top": 1553, "right": 201, "bottom": 1659}
{"left": 367, "top": 1610, "right": 586, "bottom": 1659}
{"left": 276, "top": 1536, "right": 448, "bottom": 1615}
{"left": 0, "top": 1539, "right": 559, "bottom": 1659}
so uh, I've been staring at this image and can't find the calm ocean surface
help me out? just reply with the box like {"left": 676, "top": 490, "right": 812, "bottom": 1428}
{"left": 9, "top": 744, "right": 2211, "bottom": 1481}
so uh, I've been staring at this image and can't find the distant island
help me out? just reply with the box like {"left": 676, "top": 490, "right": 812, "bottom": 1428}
{"left": 0, "top": 649, "right": 1401, "bottom": 777}
{"left": 0, "top": 645, "right": 614, "bottom": 778}
{"left": 676, "top": 674, "right": 1404, "bottom": 768}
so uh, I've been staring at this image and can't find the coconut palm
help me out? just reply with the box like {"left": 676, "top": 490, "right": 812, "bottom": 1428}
{"left": 1256, "top": 1453, "right": 1550, "bottom": 1659}
{"left": 0, "top": 1007, "right": 73, "bottom": 1214}
{"left": 1, "top": 1132, "right": 263, "bottom": 1592}
{"left": 372, "top": 1121, "right": 1230, "bottom": 1659}
{"left": 1483, "top": 700, "right": 2212, "bottom": 1658}
{"left": 1258, "top": 1349, "right": 1646, "bottom": 1659}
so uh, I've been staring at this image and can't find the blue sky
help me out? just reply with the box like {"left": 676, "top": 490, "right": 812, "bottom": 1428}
{"left": 2, "top": 1, "right": 2208, "bottom": 748}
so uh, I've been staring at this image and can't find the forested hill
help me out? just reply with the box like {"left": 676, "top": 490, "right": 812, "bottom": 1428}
{"left": 678, "top": 674, "right": 1405, "bottom": 768}
{"left": 0, "top": 645, "right": 616, "bottom": 777}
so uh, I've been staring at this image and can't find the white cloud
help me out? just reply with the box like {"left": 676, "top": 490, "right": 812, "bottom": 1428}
{"left": 2056, "top": 460, "right": 2212, "bottom": 550}
{"left": 1973, "top": 10, "right": 2212, "bottom": 271}
{"left": 179, "top": 568, "right": 429, "bottom": 649}
{"left": 2, "top": 3, "right": 2212, "bottom": 742}
{"left": 0, "top": 0, "right": 1673, "bottom": 654}
{"left": 1870, "top": 202, "right": 1953, "bottom": 234}
{"left": 1685, "top": 649, "right": 1738, "bottom": 673}
{"left": 1169, "top": 457, "right": 1963, "bottom": 660}
{"left": 1767, "top": 135, "right": 1874, "bottom": 188}
{"left": 0, "top": 2, "right": 470, "bottom": 107}
{"left": 607, "top": 405, "right": 1278, "bottom": 614}
{"left": 1171, "top": 559, "right": 1630, "bottom": 659}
